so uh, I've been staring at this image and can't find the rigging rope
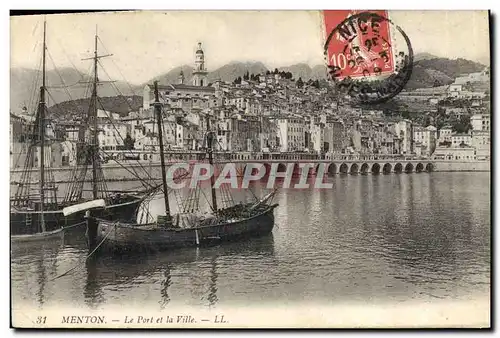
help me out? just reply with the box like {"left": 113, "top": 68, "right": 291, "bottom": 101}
{"left": 49, "top": 220, "right": 117, "bottom": 281}
{"left": 95, "top": 96, "right": 156, "bottom": 187}
{"left": 26, "top": 51, "right": 43, "bottom": 116}
{"left": 97, "top": 36, "right": 139, "bottom": 97}
{"left": 55, "top": 35, "right": 87, "bottom": 83}
{"left": 46, "top": 48, "right": 87, "bottom": 118}
{"left": 46, "top": 81, "right": 83, "bottom": 89}
{"left": 62, "top": 220, "right": 87, "bottom": 230}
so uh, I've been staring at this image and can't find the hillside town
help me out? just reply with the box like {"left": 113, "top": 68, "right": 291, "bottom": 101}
{"left": 10, "top": 42, "right": 490, "bottom": 168}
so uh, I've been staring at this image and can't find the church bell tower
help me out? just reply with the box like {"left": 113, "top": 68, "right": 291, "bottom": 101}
{"left": 192, "top": 42, "right": 208, "bottom": 87}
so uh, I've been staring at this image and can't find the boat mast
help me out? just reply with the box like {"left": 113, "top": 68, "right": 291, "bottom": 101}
{"left": 205, "top": 115, "right": 218, "bottom": 212}
{"left": 258, "top": 101, "right": 263, "bottom": 151}
{"left": 154, "top": 81, "right": 171, "bottom": 220}
{"left": 91, "top": 29, "right": 99, "bottom": 199}
{"left": 38, "top": 19, "right": 47, "bottom": 232}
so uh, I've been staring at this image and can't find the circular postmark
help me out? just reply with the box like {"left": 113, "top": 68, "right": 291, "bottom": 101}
{"left": 323, "top": 11, "right": 413, "bottom": 104}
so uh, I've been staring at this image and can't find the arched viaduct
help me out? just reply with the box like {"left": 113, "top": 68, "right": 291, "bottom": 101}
{"left": 235, "top": 160, "right": 434, "bottom": 177}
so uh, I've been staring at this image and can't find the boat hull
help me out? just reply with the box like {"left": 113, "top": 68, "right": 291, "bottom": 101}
{"left": 10, "top": 195, "right": 143, "bottom": 236}
{"left": 96, "top": 205, "right": 278, "bottom": 253}
{"left": 11, "top": 227, "right": 64, "bottom": 243}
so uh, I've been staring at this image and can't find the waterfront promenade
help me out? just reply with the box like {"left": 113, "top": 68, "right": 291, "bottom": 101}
{"left": 10, "top": 152, "right": 490, "bottom": 184}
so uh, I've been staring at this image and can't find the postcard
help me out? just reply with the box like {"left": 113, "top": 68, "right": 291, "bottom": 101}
{"left": 10, "top": 10, "right": 490, "bottom": 328}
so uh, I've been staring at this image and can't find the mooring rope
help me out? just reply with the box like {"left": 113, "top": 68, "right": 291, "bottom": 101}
{"left": 49, "top": 221, "right": 117, "bottom": 281}
{"left": 61, "top": 220, "right": 87, "bottom": 230}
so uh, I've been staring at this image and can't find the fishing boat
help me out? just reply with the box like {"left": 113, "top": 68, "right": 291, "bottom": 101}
{"left": 10, "top": 23, "right": 151, "bottom": 239}
{"left": 92, "top": 81, "right": 279, "bottom": 253}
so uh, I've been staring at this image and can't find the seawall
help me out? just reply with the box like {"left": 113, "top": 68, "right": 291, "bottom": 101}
{"left": 432, "top": 161, "right": 491, "bottom": 172}
{"left": 10, "top": 160, "right": 490, "bottom": 184}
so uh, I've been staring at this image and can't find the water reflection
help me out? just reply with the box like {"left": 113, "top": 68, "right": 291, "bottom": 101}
{"left": 10, "top": 173, "right": 490, "bottom": 308}
{"left": 35, "top": 253, "right": 46, "bottom": 307}
{"left": 358, "top": 174, "right": 491, "bottom": 299}
{"left": 79, "top": 234, "right": 274, "bottom": 308}
{"left": 11, "top": 237, "right": 64, "bottom": 308}
{"left": 159, "top": 263, "right": 172, "bottom": 309}
{"left": 207, "top": 256, "right": 218, "bottom": 307}
{"left": 84, "top": 258, "right": 105, "bottom": 309}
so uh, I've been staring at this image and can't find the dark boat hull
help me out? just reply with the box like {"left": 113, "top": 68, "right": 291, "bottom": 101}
{"left": 95, "top": 205, "right": 278, "bottom": 253}
{"left": 10, "top": 195, "right": 143, "bottom": 236}
{"left": 11, "top": 227, "right": 65, "bottom": 242}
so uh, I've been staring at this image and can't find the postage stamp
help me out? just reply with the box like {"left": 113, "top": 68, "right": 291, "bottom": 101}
{"left": 323, "top": 10, "right": 414, "bottom": 104}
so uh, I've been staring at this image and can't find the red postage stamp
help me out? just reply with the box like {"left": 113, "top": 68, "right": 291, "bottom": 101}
{"left": 323, "top": 10, "right": 395, "bottom": 80}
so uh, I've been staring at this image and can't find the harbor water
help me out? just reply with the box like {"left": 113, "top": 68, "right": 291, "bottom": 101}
{"left": 11, "top": 172, "right": 490, "bottom": 310}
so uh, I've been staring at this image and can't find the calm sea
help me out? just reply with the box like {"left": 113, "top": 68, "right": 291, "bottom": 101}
{"left": 11, "top": 172, "right": 490, "bottom": 310}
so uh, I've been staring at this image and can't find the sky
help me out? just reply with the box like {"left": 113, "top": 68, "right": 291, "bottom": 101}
{"left": 10, "top": 10, "right": 490, "bottom": 85}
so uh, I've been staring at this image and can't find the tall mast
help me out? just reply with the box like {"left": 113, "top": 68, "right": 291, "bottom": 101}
{"left": 38, "top": 19, "right": 47, "bottom": 232}
{"left": 91, "top": 28, "right": 99, "bottom": 199}
{"left": 258, "top": 100, "right": 263, "bottom": 151}
{"left": 79, "top": 26, "right": 112, "bottom": 199}
{"left": 154, "top": 81, "right": 171, "bottom": 220}
{"left": 206, "top": 115, "right": 218, "bottom": 212}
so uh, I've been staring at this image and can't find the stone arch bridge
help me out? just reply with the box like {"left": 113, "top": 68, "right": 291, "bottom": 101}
{"left": 216, "top": 152, "right": 434, "bottom": 175}
{"left": 224, "top": 159, "right": 434, "bottom": 176}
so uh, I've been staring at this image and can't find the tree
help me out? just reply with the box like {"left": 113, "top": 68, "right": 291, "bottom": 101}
{"left": 274, "top": 68, "right": 279, "bottom": 74}
{"left": 243, "top": 71, "right": 249, "bottom": 81}
{"left": 124, "top": 133, "right": 135, "bottom": 150}
{"left": 296, "top": 77, "right": 304, "bottom": 88}
{"left": 452, "top": 115, "right": 472, "bottom": 134}
{"left": 318, "top": 79, "right": 328, "bottom": 87}
{"left": 421, "top": 116, "right": 430, "bottom": 127}
{"left": 436, "top": 119, "right": 446, "bottom": 130}
{"left": 266, "top": 70, "right": 271, "bottom": 75}
{"left": 233, "top": 76, "right": 242, "bottom": 84}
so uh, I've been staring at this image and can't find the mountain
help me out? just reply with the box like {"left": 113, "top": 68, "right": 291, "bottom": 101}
{"left": 273, "top": 63, "right": 328, "bottom": 81}
{"left": 149, "top": 65, "right": 194, "bottom": 86}
{"left": 414, "top": 52, "right": 439, "bottom": 62}
{"left": 404, "top": 64, "right": 454, "bottom": 89}
{"left": 412, "top": 57, "right": 486, "bottom": 78}
{"left": 10, "top": 67, "right": 142, "bottom": 112}
{"left": 147, "top": 62, "right": 269, "bottom": 86}
{"left": 311, "top": 65, "right": 329, "bottom": 80}
{"left": 477, "top": 56, "right": 490, "bottom": 66}
{"left": 10, "top": 67, "right": 82, "bottom": 112}
{"left": 405, "top": 57, "right": 486, "bottom": 89}
{"left": 146, "top": 62, "right": 324, "bottom": 88}
{"left": 279, "top": 63, "right": 313, "bottom": 81}
{"left": 11, "top": 56, "right": 488, "bottom": 113}
{"left": 208, "top": 61, "right": 268, "bottom": 83}
{"left": 48, "top": 95, "right": 143, "bottom": 119}
{"left": 304, "top": 56, "right": 486, "bottom": 89}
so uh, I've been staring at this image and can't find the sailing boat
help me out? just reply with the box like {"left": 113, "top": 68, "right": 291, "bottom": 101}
{"left": 58, "top": 29, "right": 150, "bottom": 224}
{"left": 10, "top": 20, "right": 67, "bottom": 240}
{"left": 10, "top": 23, "right": 149, "bottom": 240}
{"left": 92, "top": 81, "right": 279, "bottom": 252}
